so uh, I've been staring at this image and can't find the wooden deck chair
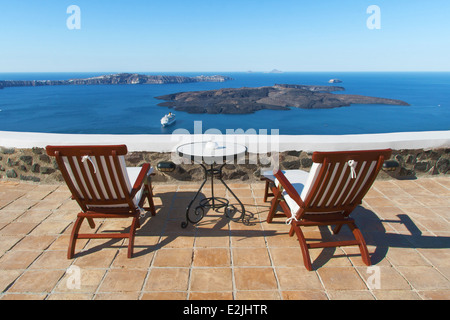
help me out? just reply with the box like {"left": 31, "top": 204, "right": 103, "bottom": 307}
{"left": 267, "top": 149, "right": 392, "bottom": 270}
{"left": 46, "top": 145, "right": 156, "bottom": 259}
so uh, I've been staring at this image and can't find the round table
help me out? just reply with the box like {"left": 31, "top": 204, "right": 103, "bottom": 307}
{"left": 176, "top": 141, "right": 247, "bottom": 228}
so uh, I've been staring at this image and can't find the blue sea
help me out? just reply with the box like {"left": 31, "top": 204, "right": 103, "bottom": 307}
{"left": 0, "top": 72, "right": 449, "bottom": 135}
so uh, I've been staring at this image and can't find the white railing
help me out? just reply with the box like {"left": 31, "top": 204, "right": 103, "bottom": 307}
{"left": 1, "top": 130, "right": 449, "bottom": 152}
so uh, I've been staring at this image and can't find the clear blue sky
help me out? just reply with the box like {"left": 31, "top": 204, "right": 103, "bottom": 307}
{"left": 1, "top": 0, "right": 449, "bottom": 72}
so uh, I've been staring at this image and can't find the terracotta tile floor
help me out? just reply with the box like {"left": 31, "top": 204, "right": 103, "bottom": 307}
{"left": 0, "top": 177, "right": 449, "bottom": 300}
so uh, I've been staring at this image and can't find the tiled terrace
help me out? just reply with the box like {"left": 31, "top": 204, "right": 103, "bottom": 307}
{"left": 0, "top": 177, "right": 449, "bottom": 300}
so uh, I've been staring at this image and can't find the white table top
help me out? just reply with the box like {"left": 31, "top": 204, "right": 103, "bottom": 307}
{"left": 177, "top": 141, "right": 247, "bottom": 164}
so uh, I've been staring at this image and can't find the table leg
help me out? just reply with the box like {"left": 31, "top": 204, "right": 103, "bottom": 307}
{"left": 181, "top": 164, "right": 208, "bottom": 228}
{"left": 199, "top": 165, "right": 229, "bottom": 211}
{"left": 218, "top": 164, "right": 246, "bottom": 224}
{"left": 210, "top": 164, "right": 215, "bottom": 208}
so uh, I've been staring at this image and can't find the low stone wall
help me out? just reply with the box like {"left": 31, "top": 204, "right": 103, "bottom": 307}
{"left": 0, "top": 147, "right": 448, "bottom": 184}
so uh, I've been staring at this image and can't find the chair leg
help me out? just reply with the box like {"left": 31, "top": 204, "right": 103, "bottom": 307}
{"left": 87, "top": 218, "right": 96, "bottom": 229}
{"left": 145, "top": 183, "right": 156, "bottom": 216}
{"left": 266, "top": 188, "right": 281, "bottom": 223}
{"left": 349, "top": 222, "right": 371, "bottom": 266}
{"left": 263, "top": 180, "right": 270, "bottom": 202}
{"left": 68, "top": 216, "right": 84, "bottom": 259}
{"left": 127, "top": 217, "right": 140, "bottom": 258}
{"left": 292, "top": 224, "right": 313, "bottom": 271}
{"left": 333, "top": 224, "right": 343, "bottom": 234}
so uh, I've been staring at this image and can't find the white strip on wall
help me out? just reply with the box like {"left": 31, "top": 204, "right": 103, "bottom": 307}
{"left": 0, "top": 130, "right": 449, "bottom": 153}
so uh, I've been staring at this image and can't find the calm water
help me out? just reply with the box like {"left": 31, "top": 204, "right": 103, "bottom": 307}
{"left": 0, "top": 72, "right": 449, "bottom": 135}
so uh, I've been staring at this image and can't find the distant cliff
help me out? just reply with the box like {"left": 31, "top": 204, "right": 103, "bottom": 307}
{"left": 274, "top": 84, "right": 345, "bottom": 92}
{"left": 155, "top": 84, "right": 410, "bottom": 114}
{"left": 0, "top": 73, "right": 233, "bottom": 88}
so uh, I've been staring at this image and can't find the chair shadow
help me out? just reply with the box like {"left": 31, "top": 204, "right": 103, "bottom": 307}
{"left": 308, "top": 206, "right": 450, "bottom": 269}
{"left": 130, "top": 190, "right": 273, "bottom": 258}
{"left": 72, "top": 190, "right": 180, "bottom": 258}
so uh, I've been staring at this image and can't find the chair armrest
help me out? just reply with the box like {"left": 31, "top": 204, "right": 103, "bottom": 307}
{"left": 130, "top": 163, "right": 151, "bottom": 198}
{"left": 273, "top": 169, "right": 305, "bottom": 208}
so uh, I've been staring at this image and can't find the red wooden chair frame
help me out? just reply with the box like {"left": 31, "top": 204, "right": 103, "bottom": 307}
{"left": 261, "top": 176, "right": 274, "bottom": 203}
{"left": 267, "top": 149, "right": 392, "bottom": 270}
{"left": 46, "top": 145, "right": 156, "bottom": 259}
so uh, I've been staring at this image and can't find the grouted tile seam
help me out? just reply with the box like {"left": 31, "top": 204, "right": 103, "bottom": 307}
{"left": 140, "top": 184, "right": 181, "bottom": 299}
{"left": 89, "top": 249, "right": 120, "bottom": 298}
{"left": 253, "top": 189, "right": 284, "bottom": 300}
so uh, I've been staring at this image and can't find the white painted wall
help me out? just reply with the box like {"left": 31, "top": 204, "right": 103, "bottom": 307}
{"left": 1, "top": 130, "right": 449, "bottom": 153}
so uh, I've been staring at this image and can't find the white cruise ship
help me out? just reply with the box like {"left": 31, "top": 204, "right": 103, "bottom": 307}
{"left": 161, "top": 112, "right": 176, "bottom": 127}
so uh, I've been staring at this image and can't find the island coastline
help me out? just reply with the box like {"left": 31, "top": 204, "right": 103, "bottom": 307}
{"left": 0, "top": 73, "right": 233, "bottom": 88}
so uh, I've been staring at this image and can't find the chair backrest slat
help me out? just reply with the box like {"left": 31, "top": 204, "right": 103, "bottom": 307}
{"left": 103, "top": 155, "right": 120, "bottom": 200}
{"left": 76, "top": 155, "right": 99, "bottom": 201}
{"left": 66, "top": 155, "right": 92, "bottom": 201}
{"left": 343, "top": 160, "right": 374, "bottom": 207}
{"left": 325, "top": 162, "right": 347, "bottom": 208}
{"left": 318, "top": 162, "right": 340, "bottom": 208}
{"left": 108, "top": 154, "right": 125, "bottom": 200}
{"left": 112, "top": 153, "right": 135, "bottom": 209}
{"left": 348, "top": 157, "right": 385, "bottom": 208}
{"left": 85, "top": 156, "right": 106, "bottom": 202}
{"left": 47, "top": 145, "right": 135, "bottom": 213}
{"left": 304, "top": 159, "right": 330, "bottom": 208}
{"left": 96, "top": 156, "right": 114, "bottom": 201}
{"left": 314, "top": 162, "right": 346, "bottom": 208}
{"left": 338, "top": 160, "right": 366, "bottom": 207}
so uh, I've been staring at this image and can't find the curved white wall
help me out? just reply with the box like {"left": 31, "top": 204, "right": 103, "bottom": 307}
{"left": 1, "top": 130, "right": 449, "bottom": 153}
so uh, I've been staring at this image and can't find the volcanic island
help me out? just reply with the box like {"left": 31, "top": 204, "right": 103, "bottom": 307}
{"left": 155, "top": 84, "right": 409, "bottom": 114}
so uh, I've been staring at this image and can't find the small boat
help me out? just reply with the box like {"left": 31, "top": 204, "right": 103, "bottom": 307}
{"left": 328, "top": 79, "right": 343, "bottom": 83}
{"left": 161, "top": 112, "right": 176, "bottom": 127}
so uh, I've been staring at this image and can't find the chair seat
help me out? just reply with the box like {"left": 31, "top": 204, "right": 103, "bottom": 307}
{"left": 273, "top": 170, "right": 309, "bottom": 215}
{"left": 263, "top": 167, "right": 319, "bottom": 215}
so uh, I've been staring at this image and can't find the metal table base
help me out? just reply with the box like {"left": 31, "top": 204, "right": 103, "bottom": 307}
{"left": 181, "top": 163, "right": 246, "bottom": 228}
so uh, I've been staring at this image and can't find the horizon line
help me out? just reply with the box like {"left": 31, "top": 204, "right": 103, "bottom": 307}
{"left": 1, "top": 70, "right": 450, "bottom": 73}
